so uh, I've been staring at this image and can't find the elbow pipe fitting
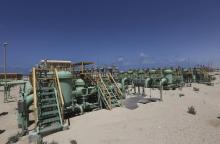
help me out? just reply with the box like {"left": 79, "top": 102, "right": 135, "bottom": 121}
{"left": 144, "top": 78, "right": 151, "bottom": 88}
{"left": 160, "top": 78, "right": 167, "bottom": 86}
{"left": 72, "top": 104, "right": 83, "bottom": 115}
{"left": 121, "top": 78, "right": 128, "bottom": 93}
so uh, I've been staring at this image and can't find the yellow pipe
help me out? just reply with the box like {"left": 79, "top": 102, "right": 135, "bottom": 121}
{"left": 55, "top": 69, "right": 65, "bottom": 107}
{"left": 32, "top": 68, "right": 38, "bottom": 127}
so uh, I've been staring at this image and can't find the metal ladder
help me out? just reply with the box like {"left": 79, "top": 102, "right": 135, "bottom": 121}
{"left": 32, "top": 68, "right": 64, "bottom": 136}
{"left": 107, "top": 73, "right": 123, "bottom": 99}
{"left": 95, "top": 74, "right": 121, "bottom": 110}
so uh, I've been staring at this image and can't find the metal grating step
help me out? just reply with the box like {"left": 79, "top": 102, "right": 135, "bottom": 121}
{"left": 40, "top": 91, "right": 55, "bottom": 96}
{"left": 40, "top": 87, "right": 54, "bottom": 91}
{"left": 40, "top": 117, "right": 60, "bottom": 125}
{"left": 41, "top": 97, "right": 56, "bottom": 102}
{"left": 41, "top": 110, "right": 59, "bottom": 117}
{"left": 41, "top": 104, "right": 57, "bottom": 109}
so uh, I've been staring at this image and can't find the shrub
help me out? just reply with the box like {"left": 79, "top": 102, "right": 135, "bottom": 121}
{"left": 193, "top": 87, "right": 199, "bottom": 92}
{"left": 70, "top": 140, "right": 77, "bottom": 144}
{"left": 187, "top": 106, "right": 196, "bottom": 115}
{"left": 179, "top": 93, "right": 185, "bottom": 97}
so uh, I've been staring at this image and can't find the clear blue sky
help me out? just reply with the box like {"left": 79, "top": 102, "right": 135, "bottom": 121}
{"left": 0, "top": 0, "right": 220, "bottom": 72}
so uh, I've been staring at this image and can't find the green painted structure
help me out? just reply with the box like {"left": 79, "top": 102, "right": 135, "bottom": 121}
{"left": 17, "top": 69, "right": 124, "bottom": 138}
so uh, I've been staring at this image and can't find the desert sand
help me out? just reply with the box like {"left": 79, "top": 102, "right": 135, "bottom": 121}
{"left": 0, "top": 86, "right": 20, "bottom": 143}
{"left": 0, "top": 73, "right": 220, "bottom": 144}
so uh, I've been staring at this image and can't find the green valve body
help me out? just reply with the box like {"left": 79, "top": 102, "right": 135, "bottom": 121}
{"left": 164, "top": 69, "right": 173, "bottom": 84}
{"left": 72, "top": 79, "right": 87, "bottom": 97}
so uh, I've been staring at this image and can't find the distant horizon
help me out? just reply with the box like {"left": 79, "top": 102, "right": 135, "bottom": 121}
{"left": 0, "top": 59, "right": 217, "bottom": 75}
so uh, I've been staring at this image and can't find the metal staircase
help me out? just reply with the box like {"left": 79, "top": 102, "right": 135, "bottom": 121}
{"left": 107, "top": 73, "right": 124, "bottom": 99}
{"left": 32, "top": 68, "right": 64, "bottom": 136}
{"left": 95, "top": 74, "right": 121, "bottom": 110}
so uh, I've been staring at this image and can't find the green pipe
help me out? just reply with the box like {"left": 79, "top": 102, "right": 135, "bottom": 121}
{"left": 159, "top": 78, "right": 167, "bottom": 101}
{"left": 22, "top": 81, "right": 33, "bottom": 96}
{"left": 121, "top": 78, "right": 128, "bottom": 93}
{"left": 72, "top": 86, "right": 97, "bottom": 97}
{"left": 144, "top": 78, "right": 151, "bottom": 88}
{"left": 160, "top": 78, "right": 167, "bottom": 86}
{"left": 25, "top": 94, "right": 33, "bottom": 107}
{"left": 17, "top": 93, "right": 33, "bottom": 135}
{"left": 5, "top": 80, "right": 26, "bottom": 85}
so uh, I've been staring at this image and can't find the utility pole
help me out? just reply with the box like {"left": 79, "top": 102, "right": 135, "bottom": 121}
{"left": 3, "top": 42, "right": 8, "bottom": 102}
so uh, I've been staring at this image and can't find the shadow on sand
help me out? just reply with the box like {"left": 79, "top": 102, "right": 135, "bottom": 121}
{"left": 0, "top": 112, "right": 8, "bottom": 117}
{"left": 123, "top": 96, "right": 160, "bottom": 110}
{"left": 0, "top": 129, "right": 6, "bottom": 134}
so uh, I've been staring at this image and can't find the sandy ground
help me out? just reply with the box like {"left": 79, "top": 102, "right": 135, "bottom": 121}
{"left": 44, "top": 73, "right": 220, "bottom": 144}
{"left": 0, "top": 86, "right": 20, "bottom": 143}
{"left": 1, "top": 73, "right": 220, "bottom": 144}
